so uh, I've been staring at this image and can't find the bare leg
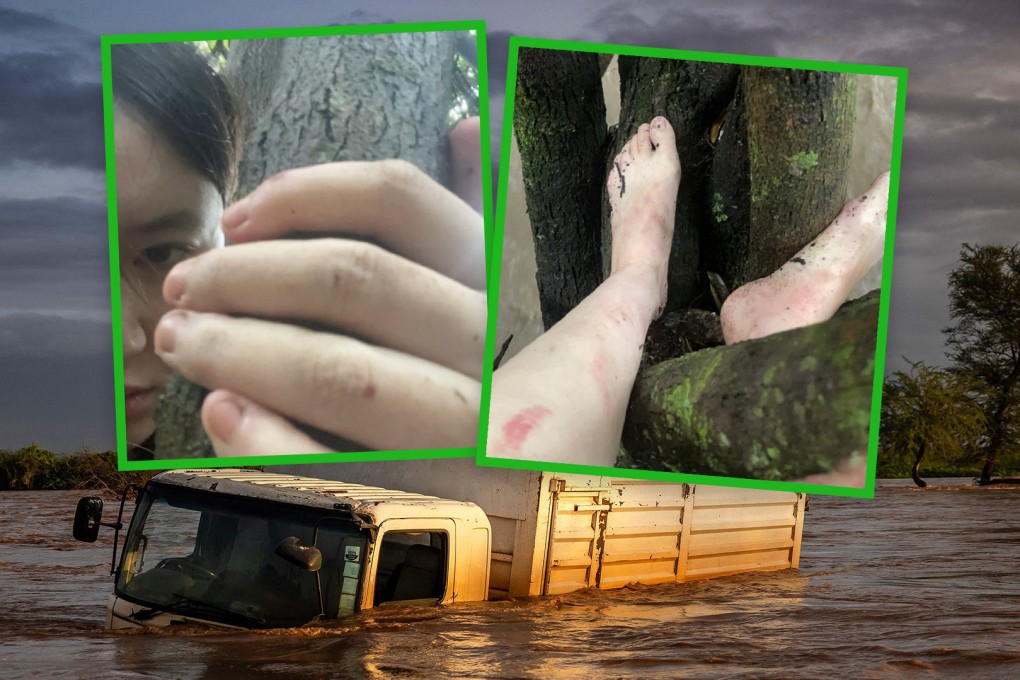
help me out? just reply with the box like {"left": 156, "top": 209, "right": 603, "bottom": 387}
{"left": 721, "top": 171, "right": 890, "bottom": 343}
{"left": 487, "top": 118, "right": 680, "bottom": 466}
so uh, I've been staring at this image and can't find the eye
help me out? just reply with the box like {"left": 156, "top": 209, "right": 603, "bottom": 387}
{"left": 142, "top": 243, "right": 193, "bottom": 268}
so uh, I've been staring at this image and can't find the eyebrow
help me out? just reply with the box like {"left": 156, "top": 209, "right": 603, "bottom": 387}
{"left": 132, "top": 209, "right": 203, "bottom": 235}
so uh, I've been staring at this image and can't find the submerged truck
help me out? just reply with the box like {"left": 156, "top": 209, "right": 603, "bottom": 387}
{"left": 74, "top": 463, "right": 805, "bottom": 630}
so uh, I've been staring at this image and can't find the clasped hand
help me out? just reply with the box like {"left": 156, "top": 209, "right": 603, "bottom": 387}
{"left": 154, "top": 159, "right": 486, "bottom": 456}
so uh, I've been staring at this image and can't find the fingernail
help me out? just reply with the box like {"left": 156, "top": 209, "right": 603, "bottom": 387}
{"left": 155, "top": 309, "right": 189, "bottom": 355}
{"left": 221, "top": 195, "right": 250, "bottom": 231}
{"left": 164, "top": 259, "right": 194, "bottom": 304}
{"left": 206, "top": 393, "right": 245, "bottom": 442}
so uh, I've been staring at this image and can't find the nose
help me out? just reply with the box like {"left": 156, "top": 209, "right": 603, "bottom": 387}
{"left": 121, "top": 280, "right": 150, "bottom": 357}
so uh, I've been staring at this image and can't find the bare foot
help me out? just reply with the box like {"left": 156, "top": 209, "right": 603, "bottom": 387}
{"left": 721, "top": 171, "right": 890, "bottom": 343}
{"left": 606, "top": 116, "right": 681, "bottom": 318}
{"left": 449, "top": 116, "right": 482, "bottom": 214}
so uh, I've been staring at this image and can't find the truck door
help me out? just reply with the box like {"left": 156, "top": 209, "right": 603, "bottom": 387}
{"left": 369, "top": 519, "right": 456, "bottom": 608}
{"left": 542, "top": 486, "right": 611, "bottom": 595}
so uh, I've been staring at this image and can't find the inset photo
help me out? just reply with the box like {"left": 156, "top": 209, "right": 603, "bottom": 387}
{"left": 480, "top": 37, "right": 907, "bottom": 496}
{"left": 106, "top": 23, "right": 490, "bottom": 468}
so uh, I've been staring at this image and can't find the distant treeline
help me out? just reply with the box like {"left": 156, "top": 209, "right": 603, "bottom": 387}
{"left": 0, "top": 444, "right": 155, "bottom": 493}
{"left": 876, "top": 454, "right": 1018, "bottom": 480}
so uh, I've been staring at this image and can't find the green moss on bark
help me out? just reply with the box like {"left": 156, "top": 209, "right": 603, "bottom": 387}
{"left": 622, "top": 292, "right": 879, "bottom": 480}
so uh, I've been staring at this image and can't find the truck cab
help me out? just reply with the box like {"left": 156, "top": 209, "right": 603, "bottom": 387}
{"left": 75, "top": 469, "right": 491, "bottom": 629}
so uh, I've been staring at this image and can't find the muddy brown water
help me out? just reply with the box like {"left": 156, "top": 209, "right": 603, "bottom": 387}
{"left": 2, "top": 479, "right": 1019, "bottom": 679}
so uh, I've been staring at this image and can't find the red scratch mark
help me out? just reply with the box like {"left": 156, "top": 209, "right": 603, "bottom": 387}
{"left": 590, "top": 351, "right": 614, "bottom": 412}
{"left": 502, "top": 406, "right": 552, "bottom": 451}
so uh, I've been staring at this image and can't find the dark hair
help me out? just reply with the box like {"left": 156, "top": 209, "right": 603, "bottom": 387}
{"left": 111, "top": 42, "right": 245, "bottom": 202}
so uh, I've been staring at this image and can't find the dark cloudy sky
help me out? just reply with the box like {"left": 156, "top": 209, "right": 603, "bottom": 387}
{"left": 1, "top": 1, "right": 1017, "bottom": 451}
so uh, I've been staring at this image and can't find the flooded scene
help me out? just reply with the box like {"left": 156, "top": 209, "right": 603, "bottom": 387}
{"left": 1, "top": 5, "right": 1020, "bottom": 680}
{"left": 3, "top": 479, "right": 1018, "bottom": 679}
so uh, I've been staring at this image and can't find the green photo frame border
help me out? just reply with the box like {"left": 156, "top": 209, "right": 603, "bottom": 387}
{"left": 103, "top": 20, "right": 493, "bottom": 471}
{"left": 476, "top": 35, "right": 909, "bottom": 500}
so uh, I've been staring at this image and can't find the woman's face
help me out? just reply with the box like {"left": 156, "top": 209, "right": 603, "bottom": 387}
{"left": 115, "top": 105, "right": 224, "bottom": 448}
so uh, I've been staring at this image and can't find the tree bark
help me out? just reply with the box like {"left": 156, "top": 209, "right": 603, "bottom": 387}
{"left": 515, "top": 48, "right": 607, "bottom": 329}
{"left": 622, "top": 291, "right": 878, "bottom": 480}
{"left": 154, "top": 33, "right": 460, "bottom": 459}
{"left": 231, "top": 34, "right": 457, "bottom": 191}
{"left": 739, "top": 67, "right": 856, "bottom": 284}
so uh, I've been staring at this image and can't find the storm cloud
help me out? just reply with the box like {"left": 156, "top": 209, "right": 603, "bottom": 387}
{"left": 0, "top": 0, "right": 1017, "bottom": 451}
{"left": 0, "top": 8, "right": 104, "bottom": 170}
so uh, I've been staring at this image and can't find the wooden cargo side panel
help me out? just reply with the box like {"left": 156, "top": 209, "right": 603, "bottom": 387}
{"left": 597, "top": 481, "right": 689, "bottom": 590}
{"left": 681, "top": 486, "right": 805, "bottom": 580}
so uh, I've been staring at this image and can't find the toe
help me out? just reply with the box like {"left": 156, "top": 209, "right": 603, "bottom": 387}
{"left": 648, "top": 116, "right": 676, "bottom": 152}
{"left": 606, "top": 161, "right": 620, "bottom": 195}
{"left": 615, "top": 144, "right": 633, "bottom": 173}
{"left": 634, "top": 123, "right": 653, "bottom": 153}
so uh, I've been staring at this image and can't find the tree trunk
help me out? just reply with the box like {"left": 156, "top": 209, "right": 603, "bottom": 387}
{"left": 978, "top": 366, "right": 1019, "bottom": 484}
{"left": 622, "top": 291, "right": 878, "bottom": 480}
{"left": 912, "top": 440, "right": 928, "bottom": 488}
{"left": 155, "top": 33, "right": 460, "bottom": 459}
{"left": 739, "top": 68, "right": 856, "bottom": 284}
{"left": 231, "top": 34, "right": 457, "bottom": 191}
{"left": 979, "top": 396, "right": 1012, "bottom": 484}
{"left": 704, "top": 68, "right": 856, "bottom": 290}
{"left": 515, "top": 48, "right": 607, "bottom": 329}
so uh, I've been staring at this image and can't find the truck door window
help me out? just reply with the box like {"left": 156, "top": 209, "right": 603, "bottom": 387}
{"left": 374, "top": 532, "right": 448, "bottom": 605}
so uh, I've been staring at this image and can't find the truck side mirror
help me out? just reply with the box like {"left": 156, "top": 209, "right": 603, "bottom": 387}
{"left": 73, "top": 497, "right": 104, "bottom": 542}
{"left": 275, "top": 536, "right": 322, "bottom": 572}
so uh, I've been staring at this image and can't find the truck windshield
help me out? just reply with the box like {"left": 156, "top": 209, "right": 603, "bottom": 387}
{"left": 115, "top": 483, "right": 367, "bottom": 628}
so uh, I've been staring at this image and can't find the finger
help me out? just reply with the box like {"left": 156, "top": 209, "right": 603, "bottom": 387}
{"left": 222, "top": 161, "right": 485, "bottom": 289}
{"left": 202, "top": 389, "right": 331, "bottom": 457}
{"left": 448, "top": 116, "right": 483, "bottom": 214}
{"left": 164, "top": 239, "right": 486, "bottom": 379}
{"left": 155, "top": 311, "right": 481, "bottom": 451}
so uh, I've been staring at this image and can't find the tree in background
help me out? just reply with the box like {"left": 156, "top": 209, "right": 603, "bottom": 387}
{"left": 0, "top": 445, "right": 153, "bottom": 492}
{"left": 944, "top": 243, "right": 1020, "bottom": 484}
{"left": 0, "top": 443, "right": 54, "bottom": 489}
{"left": 880, "top": 360, "right": 986, "bottom": 487}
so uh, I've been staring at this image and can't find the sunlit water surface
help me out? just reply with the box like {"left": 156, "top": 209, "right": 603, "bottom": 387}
{"left": 2, "top": 479, "right": 1018, "bottom": 679}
